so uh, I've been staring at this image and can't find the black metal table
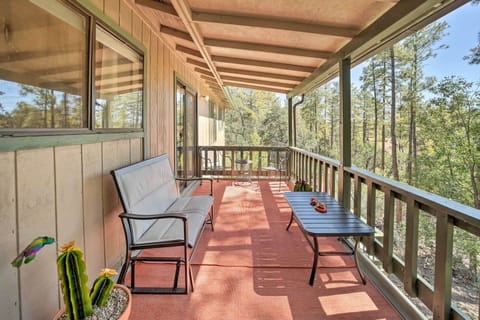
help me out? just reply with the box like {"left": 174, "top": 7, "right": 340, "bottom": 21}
{"left": 284, "top": 192, "right": 374, "bottom": 285}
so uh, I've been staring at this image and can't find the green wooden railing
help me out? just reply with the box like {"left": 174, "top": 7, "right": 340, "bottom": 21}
{"left": 289, "top": 146, "right": 480, "bottom": 320}
{"left": 197, "top": 146, "right": 289, "bottom": 180}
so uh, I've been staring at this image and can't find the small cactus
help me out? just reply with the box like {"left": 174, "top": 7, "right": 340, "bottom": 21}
{"left": 57, "top": 241, "right": 93, "bottom": 320}
{"left": 90, "top": 268, "right": 118, "bottom": 307}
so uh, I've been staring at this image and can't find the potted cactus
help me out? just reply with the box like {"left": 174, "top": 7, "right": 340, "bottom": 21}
{"left": 53, "top": 241, "right": 131, "bottom": 320}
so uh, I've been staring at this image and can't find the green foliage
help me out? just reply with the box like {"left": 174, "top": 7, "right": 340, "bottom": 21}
{"left": 226, "top": 88, "right": 287, "bottom": 146}
{"left": 57, "top": 242, "right": 93, "bottom": 320}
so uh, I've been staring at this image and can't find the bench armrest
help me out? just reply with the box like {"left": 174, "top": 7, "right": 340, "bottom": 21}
{"left": 119, "top": 212, "right": 187, "bottom": 221}
{"left": 176, "top": 176, "right": 213, "bottom": 195}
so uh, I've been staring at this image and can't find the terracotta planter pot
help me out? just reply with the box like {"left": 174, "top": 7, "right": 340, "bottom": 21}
{"left": 53, "top": 284, "right": 131, "bottom": 320}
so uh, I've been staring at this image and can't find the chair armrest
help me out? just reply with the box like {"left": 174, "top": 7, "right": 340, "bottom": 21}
{"left": 119, "top": 212, "right": 187, "bottom": 221}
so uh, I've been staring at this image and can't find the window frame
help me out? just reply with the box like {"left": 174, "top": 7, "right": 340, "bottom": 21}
{"left": 0, "top": 0, "right": 146, "bottom": 139}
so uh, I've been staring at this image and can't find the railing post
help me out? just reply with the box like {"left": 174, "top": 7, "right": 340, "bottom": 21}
{"left": 404, "top": 198, "right": 419, "bottom": 297}
{"left": 382, "top": 189, "right": 395, "bottom": 273}
{"left": 339, "top": 57, "right": 351, "bottom": 207}
{"left": 366, "top": 181, "right": 376, "bottom": 255}
{"left": 353, "top": 175, "right": 362, "bottom": 218}
{"left": 433, "top": 211, "right": 453, "bottom": 320}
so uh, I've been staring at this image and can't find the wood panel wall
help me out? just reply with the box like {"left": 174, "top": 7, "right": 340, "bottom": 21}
{"left": 0, "top": 0, "right": 221, "bottom": 318}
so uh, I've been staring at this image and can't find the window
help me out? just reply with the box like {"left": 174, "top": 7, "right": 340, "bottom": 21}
{"left": 0, "top": 0, "right": 144, "bottom": 134}
{"left": 95, "top": 26, "right": 143, "bottom": 129}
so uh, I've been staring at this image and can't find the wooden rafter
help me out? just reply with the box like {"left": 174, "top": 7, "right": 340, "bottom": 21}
{"left": 160, "top": 25, "right": 192, "bottom": 42}
{"left": 211, "top": 55, "right": 315, "bottom": 73}
{"left": 200, "top": 74, "right": 216, "bottom": 82}
{"left": 191, "top": 11, "right": 358, "bottom": 38}
{"left": 223, "top": 82, "right": 289, "bottom": 94}
{"left": 170, "top": 0, "right": 227, "bottom": 92}
{"left": 176, "top": 45, "right": 202, "bottom": 58}
{"left": 204, "top": 38, "right": 332, "bottom": 59}
{"left": 186, "top": 58, "right": 208, "bottom": 69}
{"left": 135, "top": 0, "right": 178, "bottom": 16}
{"left": 221, "top": 75, "right": 295, "bottom": 89}
{"left": 194, "top": 67, "right": 214, "bottom": 77}
{"left": 216, "top": 67, "right": 304, "bottom": 82}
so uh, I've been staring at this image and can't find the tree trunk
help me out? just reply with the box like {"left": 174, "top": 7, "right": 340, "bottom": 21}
{"left": 381, "top": 55, "right": 387, "bottom": 172}
{"left": 372, "top": 60, "right": 378, "bottom": 173}
{"left": 390, "top": 47, "right": 402, "bottom": 223}
{"left": 407, "top": 40, "right": 418, "bottom": 186}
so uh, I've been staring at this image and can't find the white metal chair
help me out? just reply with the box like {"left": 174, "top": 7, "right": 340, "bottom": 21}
{"left": 258, "top": 151, "right": 289, "bottom": 191}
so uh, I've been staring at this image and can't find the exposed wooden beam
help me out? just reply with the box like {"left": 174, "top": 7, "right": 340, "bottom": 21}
{"left": 216, "top": 67, "right": 304, "bottom": 82}
{"left": 204, "top": 38, "right": 332, "bottom": 59}
{"left": 200, "top": 74, "right": 216, "bottom": 82}
{"left": 221, "top": 75, "right": 295, "bottom": 89}
{"left": 194, "top": 67, "right": 214, "bottom": 77}
{"left": 159, "top": 25, "right": 192, "bottom": 42}
{"left": 200, "top": 74, "right": 217, "bottom": 82}
{"left": 175, "top": 45, "right": 202, "bottom": 58}
{"left": 186, "top": 58, "right": 208, "bottom": 69}
{"left": 135, "top": 0, "right": 178, "bottom": 16}
{"left": 223, "top": 82, "right": 289, "bottom": 94}
{"left": 171, "top": 0, "right": 230, "bottom": 105}
{"left": 191, "top": 11, "right": 358, "bottom": 38}
{"left": 211, "top": 55, "right": 315, "bottom": 73}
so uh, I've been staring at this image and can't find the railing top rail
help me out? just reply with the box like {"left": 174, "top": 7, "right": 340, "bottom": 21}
{"left": 289, "top": 146, "right": 340, "bottom": 167}
{"left": 348, "top": 166, "right": 480, "bottom": 228}
{"left": 288, "top": 147, "right": 480, "bottom": 230}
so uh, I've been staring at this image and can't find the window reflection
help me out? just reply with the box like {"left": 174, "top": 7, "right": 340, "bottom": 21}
{"left": 95, "top": 27, "right": 143, "bottom": 129}
{"left": 0, "top": 0, "right": 87, "bottom": 129}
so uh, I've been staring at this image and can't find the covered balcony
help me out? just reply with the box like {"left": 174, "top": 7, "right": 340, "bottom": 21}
{"left": 1, "top": 1, "right": 479, "bottom": 320}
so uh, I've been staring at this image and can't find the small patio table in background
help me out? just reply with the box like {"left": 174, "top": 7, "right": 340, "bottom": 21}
{"left": 284, "top": 191, "right": 374, "bottom": 285}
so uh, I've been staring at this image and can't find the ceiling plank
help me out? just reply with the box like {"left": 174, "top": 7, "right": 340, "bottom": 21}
{"left": 160, "top": 25, "right": 193, "bottom": 42}
{"left": 216, "top": 67, "right": 304, "bottom": 82}
{"left": 221, "top": 75, "right": 295, "bottom": 89}
{"left": 192, "top": 11, "right": 358, "bottom": 38}
{"left": 176, "top": 45, "right": 202, "bottom": 58}
{"left": 135, "top": 0, "right": 178, "bottom": 16}
{"left": 212, "top": 55, "right": 315, "bottom": 73}
{"left": 224, "top": 82, "right": 289, "bottom": 94}
{"left": 204, "top": 38, "right": 332, "bottom": 59}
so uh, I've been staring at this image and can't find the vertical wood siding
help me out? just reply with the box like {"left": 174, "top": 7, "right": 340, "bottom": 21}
{"left": 0, "top": 0, "right": 217, "bottom": 318}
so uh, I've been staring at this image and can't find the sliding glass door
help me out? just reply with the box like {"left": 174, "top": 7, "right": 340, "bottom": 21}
{"left": 175, "top": 80, "right": 197, "bottom": 189}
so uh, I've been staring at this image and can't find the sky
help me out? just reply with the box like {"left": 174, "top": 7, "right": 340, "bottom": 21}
{"left": 351, "top": 2, "right": 480, "bottom": 85}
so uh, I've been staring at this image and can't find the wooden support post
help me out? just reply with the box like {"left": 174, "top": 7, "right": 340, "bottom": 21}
{"left": 288, "top": 98, "right": 293, "bottom": 147}
{"left": 338, "top": 58, "right": 351, "bottom": 207}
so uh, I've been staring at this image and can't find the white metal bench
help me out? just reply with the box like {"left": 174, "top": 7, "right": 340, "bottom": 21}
{"left": 111, "top": 153, "right": 214, "bottom": 294}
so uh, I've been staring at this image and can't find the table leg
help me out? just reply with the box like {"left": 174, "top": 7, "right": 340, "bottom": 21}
{"left": 353, "top": 237, "right": 367, "bottom": 285}
{"left": 286, "top": 210, "right": 295, "bottom": 230}
{"left": 309, "top": 236, "right": 319, "bottom": 286}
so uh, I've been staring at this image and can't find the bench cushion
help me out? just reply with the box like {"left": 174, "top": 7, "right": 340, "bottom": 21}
{"left": 135, "top": 195, "right": 213, "bottom": 247}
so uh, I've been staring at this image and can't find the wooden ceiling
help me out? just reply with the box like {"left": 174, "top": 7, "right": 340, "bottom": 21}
{"left": 134, "top": 0, "right": 464, "bottom": 103}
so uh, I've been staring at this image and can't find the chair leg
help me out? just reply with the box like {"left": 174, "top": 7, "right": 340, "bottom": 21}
{"left": 189, "top": 265, "right": 195, "bottom": 292}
